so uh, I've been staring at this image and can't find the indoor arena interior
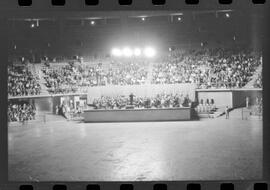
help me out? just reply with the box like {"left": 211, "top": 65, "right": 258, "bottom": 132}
{"left": 7, "top": 10, "right": 263, "bottom": 181}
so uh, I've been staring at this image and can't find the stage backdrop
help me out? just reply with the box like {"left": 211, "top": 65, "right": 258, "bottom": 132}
{"left": 87, "top": 83, "right": 196, "bottom": 104}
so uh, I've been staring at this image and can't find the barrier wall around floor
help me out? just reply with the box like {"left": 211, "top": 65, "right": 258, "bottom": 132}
{"left": 8, "top": 88, "right": 262, "bottom": 117}
{"left": 232, "top": 89, "right": 262, "bottom": 108}
{"left": 83, "top": 107, "right": 191, "bottom": 122}
{"left": 196, "top": 88, "right": 262, "bottom": 108}
{"left": 196, "top": 89, "right": 233, "bottom": 108}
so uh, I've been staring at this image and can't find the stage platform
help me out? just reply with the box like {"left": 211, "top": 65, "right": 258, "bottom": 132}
{"left": 83, "top": 107, "right": 191, "bottom": 122}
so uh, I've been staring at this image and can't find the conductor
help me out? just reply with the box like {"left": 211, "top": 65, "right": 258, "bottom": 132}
{"left": 225, "top": 106, "right": 229, "bottom": 119}
{"left": 129, "top": 93, "right": 135, "bottom": 105}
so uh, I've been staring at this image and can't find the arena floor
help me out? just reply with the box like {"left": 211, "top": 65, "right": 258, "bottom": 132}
{"left": 8, "top": 116, "right": 262, "bottom": 181}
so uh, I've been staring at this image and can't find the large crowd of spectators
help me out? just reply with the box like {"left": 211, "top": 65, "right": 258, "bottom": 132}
{"left": 8, "top": 66, "right": 41, "bottom": 96}
{"left": 8, "top": 102, "right": 36, "bottom": 122}
{"left": 92, "top": 93, "right": 191, "bottom": 109}
{"left": 254, "top": 73, "right": 262, "bottom": 88}
{"left": 43, "top": 61, "right": 148, "bottom": 94}
{"left": 43, "top": 63, "right": 86, "bottom": 94}
{"left": 9, "top": 47, "right": 262, "bottom": 96}
{"left": 105, "top": 61, "right": 148, "bottom": 85}
{"left": 152, "top": 48, "right": 262, "bottom": 88}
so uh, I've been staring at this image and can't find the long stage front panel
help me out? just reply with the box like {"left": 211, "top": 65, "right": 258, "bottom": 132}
{"left": 83, "top": 107, "right": 191, "bottom": 122}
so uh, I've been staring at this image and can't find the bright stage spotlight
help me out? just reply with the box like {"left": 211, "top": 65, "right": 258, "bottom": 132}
{"left": 134, "top": 48, "right": 142, "bottom": 56}
{"left": 122, "top": 47, "right": 133, "bottom": 57}
{"left": 143, "top": 47, "right": 156, "bottom": 58}
{"left": 111, "top": 48, "right": 122, "bottom": 57}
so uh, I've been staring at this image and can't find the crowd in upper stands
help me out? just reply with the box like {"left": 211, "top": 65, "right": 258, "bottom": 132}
{"left": 106, "top": 61, "right": 148, "bottom": 85}
{"left": 92, "top": 93, "right": 191, "bottom": 109}
{"left": 152, "top": 48, "right": 262, "bottom": 88}
{"left": 8, "top": 66, "right": 41, "bottom": 96}
{"left": 8, "top": 47, "right": 262, "bottom": 96}
{"left": 42, "top": 61, "right": 148, "bottom": 94}
{"left": 42, "top": 63, "right": 84, "bottom": 94}
{"left": 8, "top": 102, "right": 36, "bottom": 122}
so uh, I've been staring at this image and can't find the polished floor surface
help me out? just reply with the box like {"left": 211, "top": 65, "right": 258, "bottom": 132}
{"left": 8, "top": 116, "right": 262, "bottom": 181}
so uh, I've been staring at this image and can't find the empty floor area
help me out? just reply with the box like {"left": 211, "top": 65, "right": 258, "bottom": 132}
{"left": 8, "top": 116, "right": 262, "bottom": 181}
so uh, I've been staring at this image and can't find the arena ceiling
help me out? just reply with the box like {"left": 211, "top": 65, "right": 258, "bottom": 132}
{"left": 7, "top": 9, "right": 263, "bottom": 21}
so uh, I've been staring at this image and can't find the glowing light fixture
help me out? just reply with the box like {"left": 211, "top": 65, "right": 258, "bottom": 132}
{"left": 143, "top": 47, "right": 156, "bottom": 58}
{"left": 122, "top": 47, "right": 133, "bottom": 57}
{"left": 111, "top": 46, "right": 156, "bottom": 58}
{"left": 111, "top": 48, "right": 122, "bottom": 57}
{"left": 134, "top": 48, "right": 142, "bottom": 56}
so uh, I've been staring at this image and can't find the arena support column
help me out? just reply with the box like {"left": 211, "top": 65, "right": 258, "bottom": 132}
{"left": 0, "top": 17, "right": 8, "bottom": 183}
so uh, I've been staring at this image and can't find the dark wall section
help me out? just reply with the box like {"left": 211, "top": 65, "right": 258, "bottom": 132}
{"left": 52, "top": 96, "right": 61, "bottom": 114}
{"left": 232, "top": 90, "right": 262, "bottom": 108}
{"left": 35, "top": 97, "right": 53, "bottom": 113}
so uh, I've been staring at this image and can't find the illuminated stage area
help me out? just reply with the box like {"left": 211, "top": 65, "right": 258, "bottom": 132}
{"left": 8, "top": 116, "right": 262, "bottom": 181}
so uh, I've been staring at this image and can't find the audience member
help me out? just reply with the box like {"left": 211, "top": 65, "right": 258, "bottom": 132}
{"left": 254, "top": 73, "right": 262, "bottom": 88}
{"left": 92, "top": 93, "right": 191, "bottom": 110}
{"left": 10, "top": 47, "right": 263, "bottom": 96}
{"left": 8, "top": 66, "right": 41, "bottom": 96}
{"left": 8, "top": 102, "right": 36, "bottom": 122}
{"left": 152, "top": 48, "right": 262, "bottom": 89}
{"left": 42, "top": 61, "right": 148, "bottom": 94}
